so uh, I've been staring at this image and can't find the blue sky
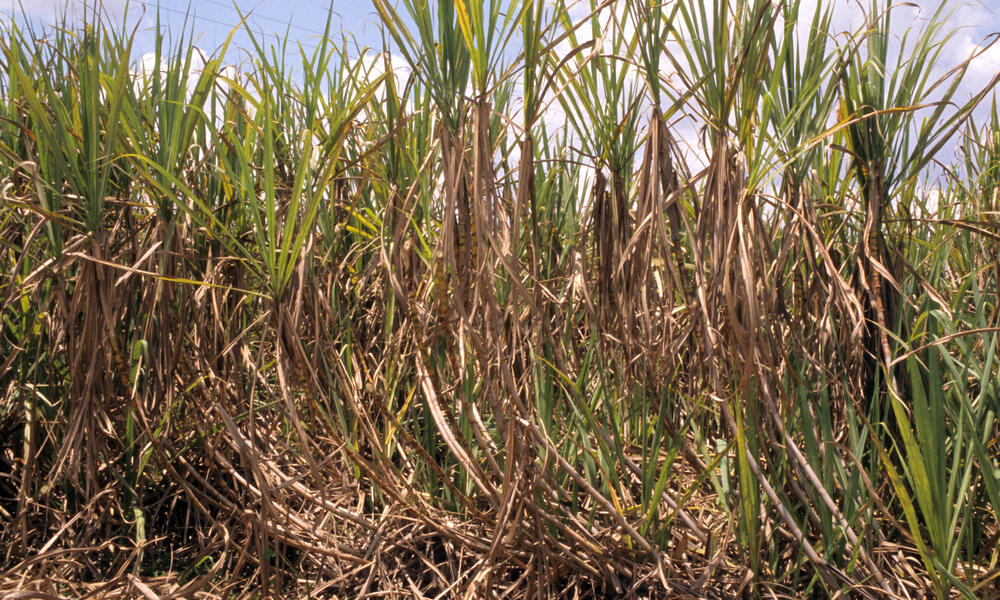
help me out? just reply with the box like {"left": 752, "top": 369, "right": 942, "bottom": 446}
{"left": 5, "top": 1, "right": 999, "bottom": 75}
{"left": 4, "top": 0, "right": 999, "bottom": 177}
{"left": 6, "top": 1, "right": 998, "bottom": 90}
{"left": 2, "top": 0, "right": 389, "bottom": 57}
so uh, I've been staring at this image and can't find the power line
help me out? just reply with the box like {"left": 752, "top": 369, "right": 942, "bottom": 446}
{"left": 131, "top": 0, "right": 329, "bottom": 38}
{"left": 3, "top": 0, "right": 363, "bottom": 57}
{"left": 197, "top": 0, "right": 332, "bottom": 37}
{"left": 135, "top": 0, "right": 357, "bottom": 61}
{"left": 131, "top": 0, "right": 255, "bottom": 32}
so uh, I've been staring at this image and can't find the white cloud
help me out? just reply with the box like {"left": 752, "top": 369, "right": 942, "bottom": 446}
{"left": 951, "top": 31, "right": 1000, "bottom": 100}
{"left": 349, "top": 51, "right": 410, "bottom": 97}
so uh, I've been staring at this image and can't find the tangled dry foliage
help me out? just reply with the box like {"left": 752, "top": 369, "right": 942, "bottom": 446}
{"left": 2, "top": 0, "right": 1000, "bottom": 597}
